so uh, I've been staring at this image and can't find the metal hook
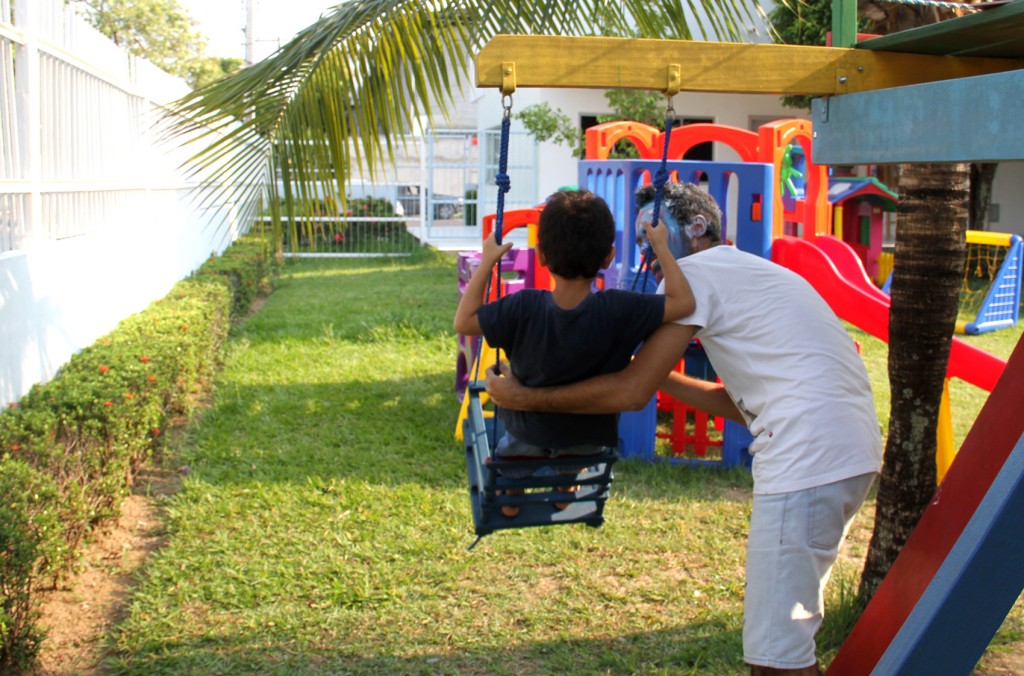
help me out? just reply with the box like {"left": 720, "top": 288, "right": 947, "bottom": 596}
{"left": 500, "top": 61, "right": 517, "bottom": 97}
{"left": 665, "top": 63, "right": 682, "bottom": 98}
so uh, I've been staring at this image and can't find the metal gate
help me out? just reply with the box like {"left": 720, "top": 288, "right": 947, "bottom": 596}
{"left": 411, "top": 128, "right": 538, "bottom": 251}
{"left": 276, "top": 128, "right": 538, "bottom": 256}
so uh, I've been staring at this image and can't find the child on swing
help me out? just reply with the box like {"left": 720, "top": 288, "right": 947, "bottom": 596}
{"left": 453, "top": 189, "right": 695, "bottom": 517}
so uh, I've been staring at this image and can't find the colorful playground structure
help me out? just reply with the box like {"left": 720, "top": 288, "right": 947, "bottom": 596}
{"left": 471, "top": 17, "right": 1024, "bottom": 672}
{"left": 454, "top": 117, "right": 1013, "bottom": 479}
{"left": 956, "top": 230, "right": 1023, "bottom": 335}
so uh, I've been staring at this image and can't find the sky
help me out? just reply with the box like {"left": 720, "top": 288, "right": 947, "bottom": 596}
{"left": 179, "top": 0, "right": 336, "bottom": 62}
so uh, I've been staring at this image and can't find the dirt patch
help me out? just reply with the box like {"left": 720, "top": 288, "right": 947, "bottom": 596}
{"left": 24, "top": 291, "right": 264, "bottom": 674}
{"left": 29, "top": 466, "right": 180, "bottom": 676}
{"left": 979, "top": 653, "right": 1024, "bottom": 675}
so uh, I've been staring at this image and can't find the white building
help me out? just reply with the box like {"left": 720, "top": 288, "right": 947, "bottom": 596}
{"left": 473, "top": 85, "right": 1024, "bottom": 240}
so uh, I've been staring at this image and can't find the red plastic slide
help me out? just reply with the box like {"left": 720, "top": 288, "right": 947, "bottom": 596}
{"left": 771, "top": 236, "right": 1005, "bottom": 392}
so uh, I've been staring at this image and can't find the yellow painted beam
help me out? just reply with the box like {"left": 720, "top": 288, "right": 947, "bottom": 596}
{"left": 966, "top": 230, "right": 1013, "bottom": 247}
{"left": 476, "top": 35, "right": 1023, "bottom": 96}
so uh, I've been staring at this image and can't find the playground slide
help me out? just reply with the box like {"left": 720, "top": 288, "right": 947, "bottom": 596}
{"left": 771, "top": 236, "right": 1005, "bottom": 392}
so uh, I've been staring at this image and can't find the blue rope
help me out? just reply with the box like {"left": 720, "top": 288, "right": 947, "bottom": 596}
{"left": 471, "top": 100, "right": 513, "bottom": 388}
{"left": 492, "top": 103, "right": 513, "bottom": 379}
{"left": 633, "top": 106, "right": 675, "bottom": 292}
{"left": 480, "top": 98, "right": 513, "bottom": 451}
{"left": 494, "top": 109, "right": 512, "bottom": 248}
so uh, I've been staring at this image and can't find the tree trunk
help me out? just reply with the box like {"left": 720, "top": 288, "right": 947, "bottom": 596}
{"left": 969, "top": 162, "right": 998, "bottom": 230}
{"left": 858, "top": 163, "right": 968, "bottom": 601}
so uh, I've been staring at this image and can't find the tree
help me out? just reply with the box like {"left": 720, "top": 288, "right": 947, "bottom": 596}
{"left": 859, "top": 162, "right": 967, "bottom": 599}
{"left": 516, "top": 103, "right": 586, "bottom": 158}
{"left": 970, "top": 163, "right": 999, "bottom": 231}
{"left": 190, "top": 57, "right": 246, "bottom": 91}
{"left": 768, "top": 0, "right": 846, "bottom": 110}
{"left": 852, "top": 2, "right": 973, "bottom": 601}
{"left": 769, "top": 0, "right": 997, "bottom": 231}
{"left": 161, "top": 0, "right": 764, "bottom": 249}
{"left": 70, "top": 0, "right": 242, "bottom": 89}
{"left": 516, "top": 90, "right": 667, "bottom": 159}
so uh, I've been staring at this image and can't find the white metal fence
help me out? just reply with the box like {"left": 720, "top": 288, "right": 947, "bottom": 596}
{"left": 0, "top": 0, "right": 257, "bottom": 403}
{"left": 345, "top": 128, "right": 536, "bottom": 253}
{"left": 417, "top": 127, "right": 538, "bottom": 249}
{"left": 0, "top": 0, "right": 248, "bottom": 252}
{"left": 274, "top": 128, "right": 538, "bottom": 256}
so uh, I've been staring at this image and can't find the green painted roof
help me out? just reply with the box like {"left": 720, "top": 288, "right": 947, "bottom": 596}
{"left": 855, "top": 1, "right": 1024, "bottom": 59}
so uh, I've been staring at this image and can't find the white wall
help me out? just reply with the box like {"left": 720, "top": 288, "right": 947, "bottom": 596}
{"left": 990, "top": 162, "right": 1024, "bottom": 236}
{"left": 0, "top": 0, "right": 253, "bottom": 404}
{"left": 477, "top": 87, "right": 807, "bottom": 202}
{"left": 0, "top": 193, "right": 242, "bottom": 402}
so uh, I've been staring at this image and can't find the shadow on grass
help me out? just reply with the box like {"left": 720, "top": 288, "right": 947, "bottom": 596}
{"left": 178, "top": 373, "right": 466, "bottom": 489}
{"left": 178, "top": 370, "right": 754, "bottom": 507}
{"left": 193, "top": 254, "right": 753, "bottom": 500}
{"left": 111, "top": 622, "right": 746, "bottom": 675}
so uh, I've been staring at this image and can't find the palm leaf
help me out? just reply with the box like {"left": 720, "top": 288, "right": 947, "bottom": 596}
{"left": 162, "top": 0, "right": 763, "bottom": 251}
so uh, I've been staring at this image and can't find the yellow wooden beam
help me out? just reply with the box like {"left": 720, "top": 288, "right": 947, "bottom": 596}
{"left": 476, "top": 35, "right": 1023, "bottom": 96}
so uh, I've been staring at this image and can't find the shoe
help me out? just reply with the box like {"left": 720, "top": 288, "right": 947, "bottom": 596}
{"left": 498, "top": 489, "right": 523, "bottom": 518}
{"left": 553, "top": 484, "right": 578, "bottom": 511}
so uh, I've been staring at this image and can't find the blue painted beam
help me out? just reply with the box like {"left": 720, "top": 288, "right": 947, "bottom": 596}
{"left": 872, "top": 431, "right": 1024, "bottom": 675}
{"left": 811, "top": 68, "right": 1024, "bottom": 165}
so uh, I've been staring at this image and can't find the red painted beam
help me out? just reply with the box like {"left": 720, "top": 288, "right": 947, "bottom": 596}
{"left": 827, "top": 333, "right": 1024, "bottom": 674}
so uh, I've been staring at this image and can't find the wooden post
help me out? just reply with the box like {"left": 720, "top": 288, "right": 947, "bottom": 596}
{"left": 831, "top": 0, "right": 858, "bottom": 49}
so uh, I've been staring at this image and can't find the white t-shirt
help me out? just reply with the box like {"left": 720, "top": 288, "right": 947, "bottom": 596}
{"left": 660, "top": 245, "right": 882, "bottom": 494}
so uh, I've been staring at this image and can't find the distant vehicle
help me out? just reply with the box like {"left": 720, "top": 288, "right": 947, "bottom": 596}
{"left": 396, "top": 184, "right": 463, "bottom": 220}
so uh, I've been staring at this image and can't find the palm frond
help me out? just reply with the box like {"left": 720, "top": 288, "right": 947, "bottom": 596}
{"left": 163, "top": 0, "right": 764, "bottom": 248}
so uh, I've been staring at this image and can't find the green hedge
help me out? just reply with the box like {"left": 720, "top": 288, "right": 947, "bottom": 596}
{"left": 0, "top": 234, "right": 276, "bottom": 672}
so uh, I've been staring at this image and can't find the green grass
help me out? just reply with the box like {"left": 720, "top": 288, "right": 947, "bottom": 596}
{"left": 106, "top": 251, "right": 1023, "bottom": 674}
{"left": 848, "top": 314, "right": 1023, "bottom": 452}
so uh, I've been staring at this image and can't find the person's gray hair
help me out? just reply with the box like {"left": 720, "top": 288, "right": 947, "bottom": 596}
{"left": 635, "top": 182, "right": 722, "bottom": 242}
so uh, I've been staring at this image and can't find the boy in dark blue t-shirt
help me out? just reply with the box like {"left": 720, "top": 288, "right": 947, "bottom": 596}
{"left": 454, "top": 189, "right": 694, "bottom": 516}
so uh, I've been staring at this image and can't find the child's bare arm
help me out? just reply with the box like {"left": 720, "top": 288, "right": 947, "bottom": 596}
{"left": 453, "top": 232, "right": 514, "bottom": 335}
{"left": 643, "top": 220, "right": 696, "bottom": 322}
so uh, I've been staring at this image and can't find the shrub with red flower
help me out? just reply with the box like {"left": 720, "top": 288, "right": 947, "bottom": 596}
{"left": 0, "top": 232, "right": 276, "bottom": 670}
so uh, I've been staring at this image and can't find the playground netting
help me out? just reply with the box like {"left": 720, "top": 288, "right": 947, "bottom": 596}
{"left": 957, "top": 231, "right": 1023, "bottom": 335}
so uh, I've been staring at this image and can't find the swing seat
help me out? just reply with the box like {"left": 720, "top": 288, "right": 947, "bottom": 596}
{"left": 462, "top": 382, "right": 618, "bottom": 537}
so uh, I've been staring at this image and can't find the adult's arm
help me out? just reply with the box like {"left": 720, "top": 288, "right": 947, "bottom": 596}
{"left": 660, "top": 370, "right": 745, "bottom": 424}
{"left": 486, "top": 322, "right": 747, "bottom": 424}
{"left": 485, "top": 323, "right": 695, "bottom": 414}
